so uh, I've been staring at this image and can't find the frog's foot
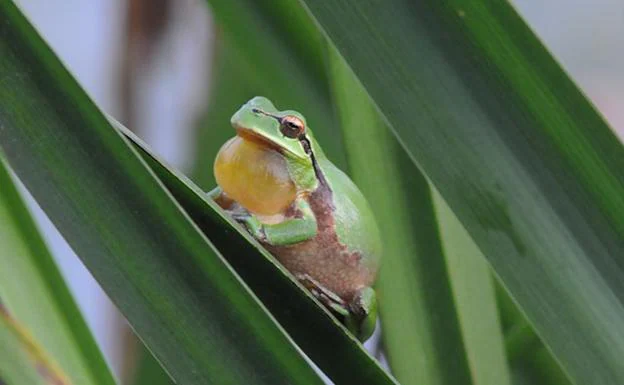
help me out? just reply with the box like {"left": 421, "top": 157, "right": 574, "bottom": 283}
{"left": 209, "top": 191, "right": 268, "bottom": 242}
{"left": 296, "top": 273, "right": 350, "bottom": 317}
{"left": 228, "top": 210, "right": 267, "bottom": 242}
{"left": 346, "top": 287, "right": 377, "bottom": 342}
{"left": 296, "top": 274, "right": 377, "bottom": 342}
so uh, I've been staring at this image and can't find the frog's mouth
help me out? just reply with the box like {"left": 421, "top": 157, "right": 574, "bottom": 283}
{"left": 234, "top": 127, "right": 285, "bottom": 154}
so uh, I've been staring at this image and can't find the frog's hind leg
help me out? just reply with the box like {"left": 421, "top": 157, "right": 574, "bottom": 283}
{"left": 296, "top": 273, "right": 377, "bottom": 341}
{"left": 347, "top": 287, "right": 377, "bottom": 342}
{"left": 295, "top": 273, "right": 350, "bottom": 318}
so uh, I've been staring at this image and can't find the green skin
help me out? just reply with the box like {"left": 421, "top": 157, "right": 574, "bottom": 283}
{"left": 210, "top": 97, "right": 382, "bottom": 341}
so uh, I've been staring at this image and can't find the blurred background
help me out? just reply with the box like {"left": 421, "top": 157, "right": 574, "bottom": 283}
{"left": 11, "top": 0, "right": 623, "bottom": 383}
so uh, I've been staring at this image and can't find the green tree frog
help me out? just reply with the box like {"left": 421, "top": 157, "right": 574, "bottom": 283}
{"left": 209, "top": 97, "right": 381, "bottom": 341}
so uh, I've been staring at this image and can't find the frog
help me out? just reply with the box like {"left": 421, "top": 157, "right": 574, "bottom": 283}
{"left": 209, "top": 96, "right": 381, "bottom": 341}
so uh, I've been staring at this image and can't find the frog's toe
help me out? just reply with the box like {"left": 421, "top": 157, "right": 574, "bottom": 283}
{"left": 348, "top": 287, "right": 377, "bottom": 342}
{"left": 229, "top": 210, "right": 250, "bottom": 222}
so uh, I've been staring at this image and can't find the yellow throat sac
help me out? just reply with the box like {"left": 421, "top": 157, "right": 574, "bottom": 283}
{"left": 214, "top": 135, "right": 297, "bottom": 215}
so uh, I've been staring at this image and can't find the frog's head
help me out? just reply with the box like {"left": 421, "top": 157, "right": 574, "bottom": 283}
{"left": 230, "top": 96, "right": 311, "bottom": 160}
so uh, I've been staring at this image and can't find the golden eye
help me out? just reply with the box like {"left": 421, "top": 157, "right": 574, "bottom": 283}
{"left": 279, "top": 115, "right": 305, "bottom": 138}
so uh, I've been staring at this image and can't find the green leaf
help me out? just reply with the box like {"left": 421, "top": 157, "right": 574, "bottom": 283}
{"left": 432, "top": 192, "right": 512, "bottom": 385}
{"left": 113, "top": 120, "right": 398, "bottom": 385}
{"left": 130, "top": 345, "right": 174, "bottom": 385}
{"left": 329, "top": 47, "right": 511, "bottom": 385}
{"left": 496, "top": 284, "right": 572, "bottom": 385}
{"left": 0, "top": 156, "right": 116, "bottom": 385}
{"left": 299, "top": 1, "right": 624, "bottom": 384}
{"left": 327, "top": 49, "right": 471, "bottom": 385}
{"left": 0, "top": 2, "right": 324, "bottom": 384}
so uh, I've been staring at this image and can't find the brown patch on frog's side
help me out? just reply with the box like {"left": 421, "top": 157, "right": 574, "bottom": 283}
{"left": 264, "top": 142, "right": 373, "bottom": 301}
{"left": 344, "top": 251, "right": 363, "bottom": 268}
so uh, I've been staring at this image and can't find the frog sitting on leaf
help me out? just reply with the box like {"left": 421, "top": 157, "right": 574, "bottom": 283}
{"left": 209, "top": 97, "right": 381, "bottom": 341}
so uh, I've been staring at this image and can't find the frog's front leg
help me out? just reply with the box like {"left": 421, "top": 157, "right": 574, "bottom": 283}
{"left": 244, "top": 198, "right": 317, "bottom": 245}
{"left": 210, "top": 187, "right": 317, "bottom": 246}
{"left": 297, "top": 273, "right": 377, "bottom": 342}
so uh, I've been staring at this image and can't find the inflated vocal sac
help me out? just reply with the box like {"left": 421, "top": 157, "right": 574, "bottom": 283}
{"left": 214, "top": 136, "right": 297, "bottom": 215}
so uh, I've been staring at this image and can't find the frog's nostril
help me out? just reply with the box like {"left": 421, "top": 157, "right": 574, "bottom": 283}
{"left": 252, "top": 108, "right": 282, "bottom": 122}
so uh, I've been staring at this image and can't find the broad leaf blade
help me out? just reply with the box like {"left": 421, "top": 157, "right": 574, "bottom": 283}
{"left": 327, "top": 49, "right": 473, "bottom": 385}
{"left": 130, "top": 345, "right": 174, "bottom": 385}
{"left": 432, "top": 192, "right": 512, "bottom": 385}
{"left": 0, "top": 3, "right": 323, "bottom": 384}
{"left": 329, "top": 48, "right": 511, "bottom": 385}
{"left": 0, "top": 156, "right": 116, "bottom": 385}
{"left": 114, "top": 120, "right": 398, "bottom": 385}
{"left": 299, "top": 1, "right": 624, "bottom": 384}
{"left": 496, "top": 284, "right": 572, "bottom": 385}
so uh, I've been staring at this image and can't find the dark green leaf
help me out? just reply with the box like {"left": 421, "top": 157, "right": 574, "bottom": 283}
{"left": 496, "top": 284, "right": 572, "bottom": 385}
{"left": 329, "top": 47, "right": 511, "bottom": 385}
{"left": 432, "top": 192, "right": 512, "bottom": 385}
{"left": 299, "top": 1, "right": 624, "bottom": 384}
{"left": 130, "top": 345, "right": 174, "bottom": 385}
{"left": 328, "top": 49, "right": 472, "bottom": 385}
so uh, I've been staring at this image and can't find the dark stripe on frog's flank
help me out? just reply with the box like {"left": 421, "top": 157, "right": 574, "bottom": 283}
{"left": 300, "top": 136, "right": 327, "bottom": 187}
{"left": 265, "top": 136, "right": 377, "bottom": 301}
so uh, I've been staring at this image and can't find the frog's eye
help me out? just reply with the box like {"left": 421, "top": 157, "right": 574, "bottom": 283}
{"left": 279, "top": 115, "right": 305, "bottom": 138}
